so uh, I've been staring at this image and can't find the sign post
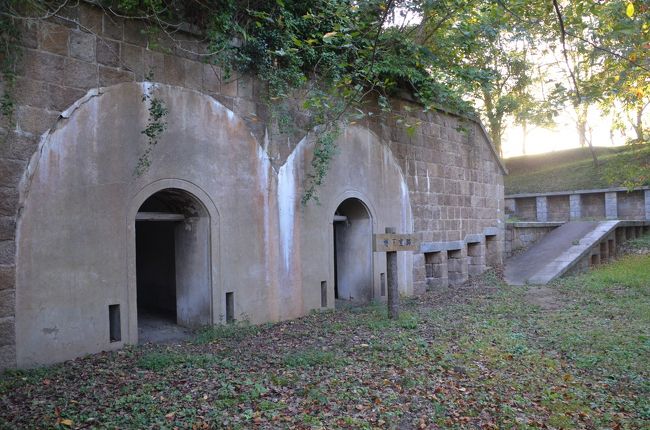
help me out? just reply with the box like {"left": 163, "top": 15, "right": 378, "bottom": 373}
{"left": 373, "top": 228, "right": 419, "bottom": 319}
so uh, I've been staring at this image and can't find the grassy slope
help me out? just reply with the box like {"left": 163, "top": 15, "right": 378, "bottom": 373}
{"left": 504, "top": 146, "right": 643, "bottom": 195}
{"left": 1, "top": 246, "right": 649, "bottom": 428}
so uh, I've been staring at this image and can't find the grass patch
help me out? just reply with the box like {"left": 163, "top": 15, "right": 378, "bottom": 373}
{"left": 282, "top": 348, "right": 346, "bottom": 368}
{"left": 1, "top": 254, "right": 648, "bottom": 429}
{"left": 194, "top": 321, "right": 262, "bottom": 344}
{"left": 626, "top": 232, "right": 650, "bottom": 250}
{"left": 504, "top": 145, "right": 648, "bottom": 194}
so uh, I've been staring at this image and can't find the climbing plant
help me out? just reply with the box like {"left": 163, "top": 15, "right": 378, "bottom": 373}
{"left": 4, "top": 1, "right": 646, "bottom": 199}
{"left": 135, "top": 81, "right": 169, "bottom": 176}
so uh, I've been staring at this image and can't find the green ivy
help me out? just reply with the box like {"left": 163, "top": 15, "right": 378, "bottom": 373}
{"left": 0, "top": 0, "right": 23, "bottom": 127}
{"left": 135, "top": 83, "right": 169, "bottom": 176}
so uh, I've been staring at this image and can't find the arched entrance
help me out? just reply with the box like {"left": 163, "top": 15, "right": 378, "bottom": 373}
{"left": 333, "top": 198, "right": 373, "bottom": 306}
{"left": 135, "top": 188, "right": 211, "bottom": 342}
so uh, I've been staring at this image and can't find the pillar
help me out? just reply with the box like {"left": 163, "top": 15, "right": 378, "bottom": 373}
{"left": 605, "top": 192, "right": 618, "bottom": 219}
{"left": 536, "top": 196, "right": 548, "bottom": 222}
{"left": 570, "top": 194, "right": 581, "bottom": 220}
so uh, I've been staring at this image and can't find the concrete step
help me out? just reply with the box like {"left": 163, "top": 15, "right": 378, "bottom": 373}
{"left": 504, "top": 220, "right": 647, "bottom": 285}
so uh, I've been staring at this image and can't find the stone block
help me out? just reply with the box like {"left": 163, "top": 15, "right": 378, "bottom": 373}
{"left": 19, "top": 49, "right": 65, "bottom": 83}
{"left": 79, "top": 2, "right": 103, "bottom": 34}
{"left": 570, "top": 194, "right": 581, "bottom": 220}
{"left": 64, "top": 58, "right": 98, "bottom": 89}
{"left": 0, "top": 189, "right": 17, "bottom": 217}
{"left": 184, "top": 60, "right": 203, "bottom": 90}
{"left": 96, "top": 38, "right": 121, "bottom": 67}
{"left": 0, "top": 344, "right": 16, "bottom": 369}
{"left": 15, "top": 78, "right": 85, "bottom": 112}
{"left": 124, "top": 20, "right": 148, "bottom": 46}
{"left": 202, "top": 63, "right": 220, "bottom": 93}
{"left": 0, "top": 217, "right": 15, "bottom": 241}
{"left": 16, "top": 106, "right": 59, "bottom": 136}
{"left": 121, "top": 43, "right": 144, "bottom": 80}
{"left": 99, "top": 66, "right": 134, "bottom": 87}
{"left": 238, "top": 76, "right": 254, "bottom": 99}
{"left": 38, "top": 22, "right": 70, "bottom": 56}
{"left": 163, "top": 55, "right": 185, "bottom": 86}
{"left": 0, "top": 240, "right": 15, "bottom": 265}
{"left": 175, "top": 40, "right": 199, "bottom": 61}
{"left": 0, "top": 159, "right": 25, "bottom": 188}
{"left": 0, "top": 317, "right": 14, "bottom": 346}
{"left": 102, "top": 15, "right": 124, "bottom": 40}
{"left": 0, "top": 265, "right": 14, "bottom": 291}
{"left": 17, "top": 20, "right": 38, "bottom": 49}
{"left": 605, "top": 192, "right": 617, "bottom": 219}
{"left": 0, "top": 290, "right": 14, "bottom": 318}
{"left": 69, "top": 30, "right": 96, "bottom": 62}
{"left": 221, "top": 74, "right": 238, "bottom": 98}
{"left": 144, "top": 50, "right": 164, "bottom": 80}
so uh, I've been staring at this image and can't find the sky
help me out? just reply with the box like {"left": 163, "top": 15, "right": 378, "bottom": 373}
{"left": 501, "top": 109, "right": 626, "bottom": 158}
{"left": 388, "top": 6, "right": 636, "bottom": 160}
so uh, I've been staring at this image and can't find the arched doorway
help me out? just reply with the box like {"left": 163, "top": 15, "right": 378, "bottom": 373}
{"left": 333, "top": 198, "right": 373, "bottom": 306}
{"left": 135, "top": 188, "right": 211, "bottom": 342}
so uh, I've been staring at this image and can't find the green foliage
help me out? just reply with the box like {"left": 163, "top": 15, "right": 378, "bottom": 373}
{"left": 194, "top": 320, "right": 261, "bottom": 344}
{"left": 602, "top": 143, "right": 650, "bottom": 189}
{"left": 282, "top": 348, "right": 345, "bottom": 368}
{"left": 504, "top": 145, "right": 650, "bottom": 194}
{"left": 135, "top": 83, "right": 168, "bottom": 176}
{"left": 2, "top": 253, "right": 650, "bottom": 428}
{"left": 137, "top": 350, "right": 220, "bottom": 371}
{"left": 0, "top": 0, "right": 24, "bottom": 126}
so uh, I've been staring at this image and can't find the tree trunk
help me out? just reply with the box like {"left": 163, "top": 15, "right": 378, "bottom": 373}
{"left": 634, "top": 104, "right": 645, "bottom": 143}
{"left": 522, "top": 121, "right": 527, "bottom": 155}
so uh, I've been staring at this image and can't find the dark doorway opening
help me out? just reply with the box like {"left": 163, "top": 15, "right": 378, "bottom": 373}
{"left": 333, "top": 198, "right": 373, "bottom": 307}
{"left": 135, "top": 188, "right": 211, "bottom": 343}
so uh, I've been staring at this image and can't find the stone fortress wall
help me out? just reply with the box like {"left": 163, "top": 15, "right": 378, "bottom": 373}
{"left": 0, "top": 2, "right": 505, "bottom": 368}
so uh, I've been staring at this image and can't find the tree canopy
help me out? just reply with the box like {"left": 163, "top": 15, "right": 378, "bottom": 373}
{"left": 1, "top": 0, "right": 648, "bottom": 190}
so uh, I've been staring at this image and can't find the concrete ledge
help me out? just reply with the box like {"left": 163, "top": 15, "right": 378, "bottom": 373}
{"left": 506, "top": 186, "right": 650, "bottom": 199}
{"left": 508, "top": 222, "right": 565, "bottom": 228}
{"left": 464, "top": 234, "right": 483, "bottom": 244}
{"left": 483, "top": 227, "right": 499, "bottom": 236}
{"left": 420, "top": 240, "right": 466, "bottom": 253}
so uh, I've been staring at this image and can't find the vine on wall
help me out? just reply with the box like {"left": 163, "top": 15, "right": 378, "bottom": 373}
{"left": 136, "top": 81, "right": 169, "bottom": 176}
{"left": 1, "top": 1, "right": 474, "bottom": 201}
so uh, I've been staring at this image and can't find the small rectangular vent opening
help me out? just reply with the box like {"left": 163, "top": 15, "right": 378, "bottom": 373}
{"left": 321, "top": 281, "right": 327, "bottom": 307}
{"left": 109, "top": 304, "right": 121, "bottom": 342}
{"left": 226, "top": 292, "right": 234, "bottom": 323}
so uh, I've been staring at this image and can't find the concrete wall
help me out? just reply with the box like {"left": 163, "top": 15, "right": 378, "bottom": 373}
{"left": 548, "top": 195, "right": 570, "bottom": 222}
{"left": 581, "top": 193, "right": 605, "bottom": 219}
{"left": 0, "top": 2, "right": 505, "bottom": 368}
{"left": 514, "top": 197, "right": 536, "bottom": 221}
{"left": 506, "top": 188, "right": 650, "bottom": 222}
{"left": 505, "top": 223, "right": 562, "bottom": 258}
{"left": 618, "top": 190, "right": 645, "bottom": 220}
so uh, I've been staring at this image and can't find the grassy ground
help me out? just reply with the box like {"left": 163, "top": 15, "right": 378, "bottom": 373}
{"left": 1, "top": 249, "right": 649, "bottom": 429}
{"left": 504, "top": 146, "right": 649, "bottom": 195}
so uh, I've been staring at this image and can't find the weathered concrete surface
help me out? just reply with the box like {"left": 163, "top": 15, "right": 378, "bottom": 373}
{"left": 507, "top": 187, "right": 650, "bottom": 222}
{"left": 2, "top": 1, "right": 506, "bottom": 369}
{"left": 15, "top": 83, "right": 272, "bottom": 367}
{"left": 505, "top": 221, "right": 600, "bottom": 285}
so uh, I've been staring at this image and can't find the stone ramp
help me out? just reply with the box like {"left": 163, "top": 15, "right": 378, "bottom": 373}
{"left": 505, "top": 221, "right": 617, "bottom": 285}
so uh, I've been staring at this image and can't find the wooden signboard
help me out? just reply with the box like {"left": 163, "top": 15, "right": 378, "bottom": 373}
{"left": 373, "top": 234, "right": 420, "bottom": 252}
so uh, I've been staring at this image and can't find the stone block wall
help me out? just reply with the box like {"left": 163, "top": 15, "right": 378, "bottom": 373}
{"left": 548, "top": 195, "right": 570, "bottom": 221}
{"left": 581, "top": 193, "right": 605, "bottom": 219}
{"left": 505, "top": 223, "right": 561, "bottom": 257}
{"left": 507, "top": 188, "right": 650, "bottom": 223}
{"left": 0, "top": 2, "right": 505, "bottom": 368}
{"left": 618, "top": 190, "right": 645, "bottom": 220}
{"left": 515, "top": 197, "right": 537, "bottom": 221}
